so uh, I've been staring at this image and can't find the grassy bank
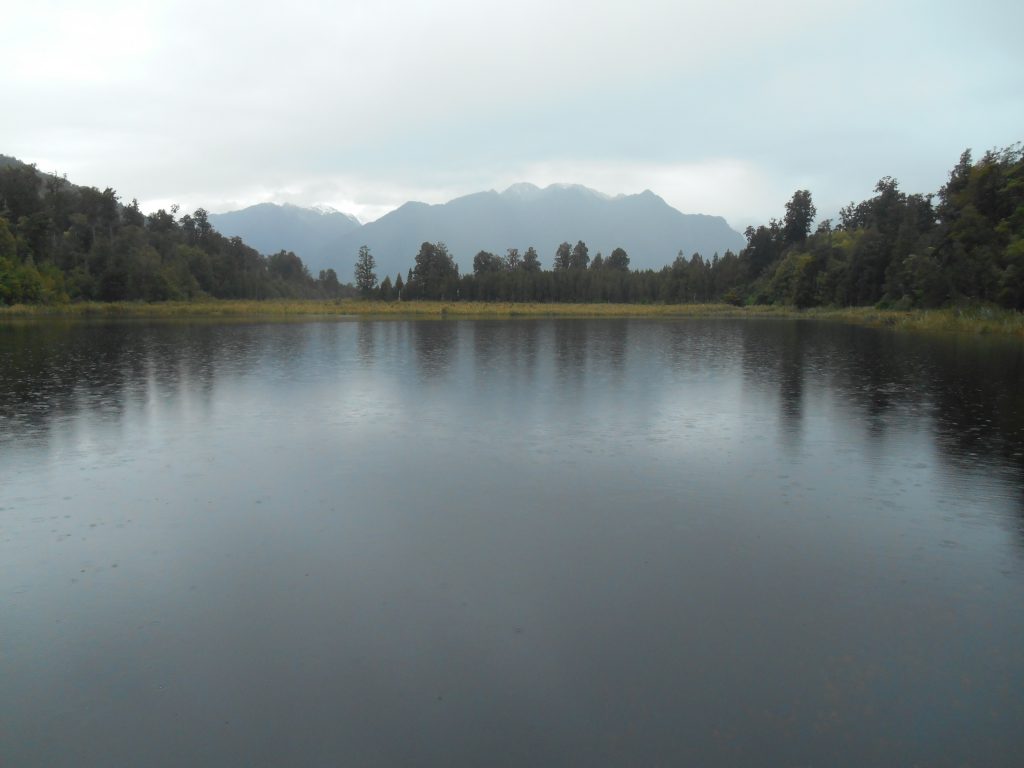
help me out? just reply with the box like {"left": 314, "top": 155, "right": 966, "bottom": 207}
{"left": 2, "top": 299, "right": 1023, "bottom": 337}
{"left": 796, "top": 305, "right": 1024, "bottom": 337}
{"left": 0, "top": 299, "right": 765, "bottom": 318}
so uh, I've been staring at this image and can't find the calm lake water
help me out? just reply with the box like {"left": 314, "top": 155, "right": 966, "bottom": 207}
{"left": 2, "top": 317, "right": 1023, "bottom": 766}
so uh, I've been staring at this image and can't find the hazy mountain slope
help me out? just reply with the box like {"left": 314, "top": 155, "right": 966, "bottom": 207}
{"left": 0, "top": 155, "right": 24, "bottom": 170}
{"left": 208, "top": 203, "right": 361, "bottom": 274}
{"left": 332, "top": 184, "right": 745, "bottom": 280}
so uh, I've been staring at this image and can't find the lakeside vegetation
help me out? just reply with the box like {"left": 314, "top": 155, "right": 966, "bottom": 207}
{"left": 2, "top": 143, "right": 1021, "bottom": 317}
{"left": 3, "top": 299, "right": 1023, "bottom": 337}
{"left": 390, "top": 145, "right": 1023, "bottom": 310}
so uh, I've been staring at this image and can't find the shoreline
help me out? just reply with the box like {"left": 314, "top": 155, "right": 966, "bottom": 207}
{"left": 2, "top": 300, "right": 1023, "bottom": 337}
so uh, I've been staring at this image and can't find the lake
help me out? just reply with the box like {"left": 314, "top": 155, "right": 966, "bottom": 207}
{"left": 2, "top": 317, "right": 1023, "bottom": 766}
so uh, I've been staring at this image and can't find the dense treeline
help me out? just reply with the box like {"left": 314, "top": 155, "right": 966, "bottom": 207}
{"left": 745, "top": 145, "right": 1023, "bottom": 310}
{"left": 0, "top": 159, "right": 355, "bottom": 304}
{"left": 3, "top": 145, "right": 1021, "bottom": 309}
{"left": 377, "top": 145, "right": 1021, "bottom": 309}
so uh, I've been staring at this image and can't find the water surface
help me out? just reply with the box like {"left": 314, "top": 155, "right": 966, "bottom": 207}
{"left": 2, "top": 318, "right": 1023, "bottom": 766}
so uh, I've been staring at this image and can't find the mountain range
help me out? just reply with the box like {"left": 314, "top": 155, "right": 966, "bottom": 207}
{"left": 209, "top": 184, "right": 745, "bottom": 280}
{"left": 207, "top": 203, "right": 361, "bottom": 273}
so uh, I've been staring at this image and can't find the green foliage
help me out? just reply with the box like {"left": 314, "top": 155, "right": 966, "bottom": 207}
{"left": 721, "top": 287, "right": 743, "bottom": 306}
{"left": 734, "top": 144, "right": 1022, "bottom": 310}
{"left": 408, "top": 146, "right": 1022, "bottom": 310}
{"left": 0, "top": 256, "right": 67, "bottom": 305}
{"left": 4, "top": 146, "right": 1021, "bottom": 312}
{"left": 504, "top": 248, "right": 521, "bottom": 271}
{"left": 741, "top": 221, "right": 781, "bottom": 278}
{"left": 569, "top": 240, "right": 590, "bottom": 270}
{"left": 354, "top": 244, "right": 377, "bottom": 296}
{"left": 768, "top": 251, "right": 814, "bottom": 307}
{"left": 606, "top": 247, "right": 630, "bottom": 271}
{"left": 0, "top": 217, "right": 16, "bottom": 259}
{"left": 522, "top": 246, "right": 542, "bottom": 272}
{"left": 411, "top": 241, "right": 459, "bottom": 299}
{"left": 472, "top": 250, "right": 504, "bottom": 274}
{"left": 0, "top": 159, "right": 352, "bottom": 305}
{"left": 552, "top": 241, "right": 572, "bottom": 271}
{"left": 318, "top": 268, "right": 343, "bottom": 298}
{"left": 783, "top": 190, "right": 816, "bottom": 246}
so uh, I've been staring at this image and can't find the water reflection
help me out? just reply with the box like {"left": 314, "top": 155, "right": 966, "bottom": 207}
{"left": 3, "top": 318, "right": 1023, "bottom": 502}
{"left": 777, "top": 322, "right": 807, "bottom": 452}
{"left": 356, "top": 319, "right": 375, "bottom": 366}
{"left": 2, "top": 317, "right": 1023, "bottom": 765}
{"left": 552, "top": 319, "right": 589, "bottom": 388}
{"left": 412, "top": 320, "right": 458, "bottom": 380}
{"left": 3, "top": 319, "right": 1023, "bottom": 495}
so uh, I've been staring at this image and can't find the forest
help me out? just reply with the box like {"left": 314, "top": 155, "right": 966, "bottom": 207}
{"left": 0, "top": 158, "right": 354, "bottom": 305}
{"left": 1, "top": 145, "right": 1021, "bottom": 310}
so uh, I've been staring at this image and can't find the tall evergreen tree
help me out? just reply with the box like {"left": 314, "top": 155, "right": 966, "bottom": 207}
{"left": 783, "top": 190, "right": 816, "bottom": 246}
{"left": 412, "top": 241, "right": 458, "bottom": 299}
{"left": 606, "top": 247, "right": 630, "bottom": 271}
{"left": 553, "top": 241, "right": 572, "bottom": 271}
{"left": 522, "top": 246, "right": 542, "bottom": 272}
{"left": 570, "top": 240, "right": 590, "bottom": 270}
{"left": 354, "top": 244, "right": 377, "bottom": 296}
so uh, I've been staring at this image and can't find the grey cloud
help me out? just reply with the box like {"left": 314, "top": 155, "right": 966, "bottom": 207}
{"left": 2, "top": 0, "right": 1021, "bottom": 229}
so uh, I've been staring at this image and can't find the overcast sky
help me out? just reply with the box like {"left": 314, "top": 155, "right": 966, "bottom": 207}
{"left": 4, "top": 0, "right": 1022, "bottom": 230}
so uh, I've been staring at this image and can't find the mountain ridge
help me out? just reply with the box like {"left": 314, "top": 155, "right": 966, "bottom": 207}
{"left": 207, "top": 203, "right": 362, "bottom": 273}
{"left": 339, "top": 183, "right": 745, "bottom": 280}
{"left": 210, "top": 183, "right": 745, "bottom": 278}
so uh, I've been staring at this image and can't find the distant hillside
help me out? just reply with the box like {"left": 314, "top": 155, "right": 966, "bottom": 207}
{"left": 0, "top": 155, "right": 351, "bottom": 304}
{"left": 330, "top": 183, "right": 745, "bottom": 280}
{"left": 208, "top": 203, "right": 361, "bottom": 274}
{"left": 0, "top": 155, "right": 24, "bottom": 170}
